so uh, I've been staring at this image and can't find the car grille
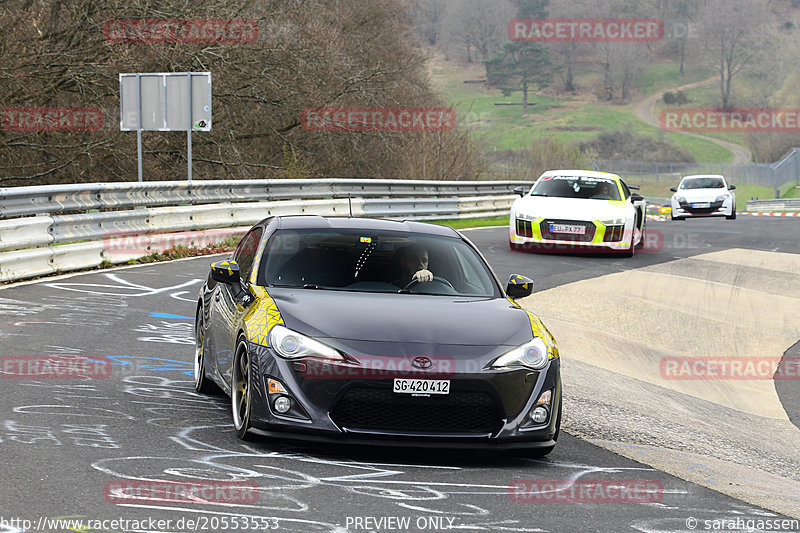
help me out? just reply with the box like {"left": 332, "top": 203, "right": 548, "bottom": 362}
{"left": 539, "top": 219, "right": 596, "bottom": 242}
{"left": 516, "top": 218, "right": 533, "bottom": 238}
{"left": 330, "top": 387, "right": 500, "bottom": 434}
{"left": 680, "top": 201, "right": 723, "bottom": 214}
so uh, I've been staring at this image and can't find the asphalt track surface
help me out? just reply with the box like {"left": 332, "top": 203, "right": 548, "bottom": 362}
{"left": 0, "top": 216, "right": 798, "bottom": 533}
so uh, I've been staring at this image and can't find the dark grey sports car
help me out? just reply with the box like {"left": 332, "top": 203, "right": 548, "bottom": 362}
{"left": 195, "top": 215, "right": 562, "bottom": 456}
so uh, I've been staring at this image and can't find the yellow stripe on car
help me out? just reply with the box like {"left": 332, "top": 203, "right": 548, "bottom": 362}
{"left": 244, "top": 286, "right": 284, "bottom": 346}
{"left": 525, "top": 311, "right": 559, "bottom": 360}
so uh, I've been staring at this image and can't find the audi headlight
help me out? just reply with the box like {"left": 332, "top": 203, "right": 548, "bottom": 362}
{"left": 515, "top": 211, "right": 531, "bottom": 220}
{"left": 490, "top": 337, "right": 550, "bottom": 371}
{"left": 268, "top": 325, "right": 343, "bottom": 361}
{"left": 599, "top": 217, "right": 624, "bottom": 225}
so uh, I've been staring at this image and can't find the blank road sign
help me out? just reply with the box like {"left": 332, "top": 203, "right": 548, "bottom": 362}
{"left": 140, "top": 75, "right": 164, "bottom": 130}
{"left": 120, "top": 72, "right": 211, "bottom": 131}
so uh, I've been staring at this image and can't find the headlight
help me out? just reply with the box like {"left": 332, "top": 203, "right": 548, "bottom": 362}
{"left": 674, "top": 196, "right": 686, "bottom": 203}
{"left": 268, "top": 325, "right": 343, "bottom": 361}
{"left": 515, "top": 211, "right": 530, "bottom": 220}
{"left": 715, "top": 194, "right": 729, "bottom": 202}
{"left": 599, "top": 217, "right": 624, "bottom": 225}
{"left": 491, "top": 337, "right": 550, "bottom": 371}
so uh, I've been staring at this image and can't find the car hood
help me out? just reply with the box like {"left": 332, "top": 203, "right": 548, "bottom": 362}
{"left": 674, "top": 189, "right": 730, "bottom": 201}
{"left": 266, "top": 288, "right": 532, "bottom": 349}
{"left": 515, "top": 196, "right": 627, "bottom": 221}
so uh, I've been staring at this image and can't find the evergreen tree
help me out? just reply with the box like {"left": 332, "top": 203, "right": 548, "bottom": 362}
{"left": 484, "top": 41, "right": 554, "bottom": 115}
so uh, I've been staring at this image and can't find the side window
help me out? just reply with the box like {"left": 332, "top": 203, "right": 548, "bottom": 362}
{"left": 451, "top": 246, "right": 494, "bottom": 295}
{"left": 233, "top": 228, "right": 263, "bottom": 284}
{"left": 619, "top": 180, "right": 631, "bottom": 199}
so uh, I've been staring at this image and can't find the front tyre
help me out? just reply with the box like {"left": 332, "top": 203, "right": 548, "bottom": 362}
{"left": 635, "top": 217, "right": 646, "bottom": 249}
{"left": 726, "top": 207, "right": 737, "bottom": 220}
{"left": 231, "top": 337, "right": 254, "bottom": 440}
{"left": 624, "top": 236, "right": 635, "bottom": 258}
{"left": 194, "top": 310, "right": 217, "bottom": 394}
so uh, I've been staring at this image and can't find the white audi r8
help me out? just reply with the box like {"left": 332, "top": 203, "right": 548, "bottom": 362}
{"left": 509, "top": 170, "right": 646, "bottom": 256}
{"left": 669, "top": 174, "right": 736, "bottom": 221}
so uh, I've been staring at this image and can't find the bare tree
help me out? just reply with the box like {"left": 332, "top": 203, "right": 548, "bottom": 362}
{"left": 699, "top": 0, "right": 771, "bottom": 108}
{"left": 442, "top": 0, "right": 515, "bottom": 63}
{"left": 409, "top": 0, "right": 446, "bottom": 46}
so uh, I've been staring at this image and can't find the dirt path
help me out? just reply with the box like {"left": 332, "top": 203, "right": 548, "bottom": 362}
{"left": 634, "top": 76, "right": 752, "bottom": 164}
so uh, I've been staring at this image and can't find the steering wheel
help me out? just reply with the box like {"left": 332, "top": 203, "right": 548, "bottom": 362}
{"left": 404, "top": 276, "right": 455, "bottom": 291}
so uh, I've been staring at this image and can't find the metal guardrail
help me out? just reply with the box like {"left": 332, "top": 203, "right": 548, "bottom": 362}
{"left": 746, "top": 198, "right": 800, "bottom": 211}
{"left": 0, "top": 179, "right": 529, "bottom": 283}
{"left": 0, "top": 179, "right": 527, "bottom": 219}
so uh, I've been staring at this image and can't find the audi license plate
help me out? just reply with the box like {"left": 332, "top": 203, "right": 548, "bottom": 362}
{"left": 393, "top": 379, "right": 450, "bottom": 395}
{"left": 550, "top": 224, "right": 585, "bottom": 235}
{"left": 692, "top": 202, "right": 710, "bottom": 208}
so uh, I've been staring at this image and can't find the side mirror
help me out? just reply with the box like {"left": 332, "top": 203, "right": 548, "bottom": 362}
{"left": 630, "top": 193, "right": 644, "bottom": 202}
{"left": 669, "top": 187, "right": 677, "bottom": 192}
{"left": 211, "top": 260, "right": 241, "bottom": 285}
{"left": 513, "top": 186, "right": 525, "bottom": 197}
{"left": 506, "top": 274, "right": 534, "bottom": 299}
{"left": 628, "top": 184, "right": 640, "bottom": 191}
{"left": 728, "top": 184, "right": 736, "bottom": 190}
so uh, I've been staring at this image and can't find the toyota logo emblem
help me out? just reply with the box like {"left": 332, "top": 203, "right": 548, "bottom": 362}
{"left": 411, "top": 356, "right": 433, "bottom": 370}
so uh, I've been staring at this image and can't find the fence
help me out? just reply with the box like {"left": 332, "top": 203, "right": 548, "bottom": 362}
{"left": 484, "top": 146, "right": 800, "bottom": 192}
{"left": 592, "top": 148, "right": 800, "bottom": 191}
{"left": 0, "top": 179, "right": 528, "bottom": 283}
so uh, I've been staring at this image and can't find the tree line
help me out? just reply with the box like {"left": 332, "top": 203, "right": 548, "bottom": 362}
{"left": 413, "top": 0, "right": 796, "bottom": 108}
{"left": 0, "top": 0, "right": 482, "bottom": 185}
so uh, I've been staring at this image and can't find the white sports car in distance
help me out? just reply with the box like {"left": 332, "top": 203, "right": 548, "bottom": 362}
{"left": 669, "top": 174, "right": 736, "bottom": 220}
{"left": 509, "top": 170, "right": 647, "bottom": 256}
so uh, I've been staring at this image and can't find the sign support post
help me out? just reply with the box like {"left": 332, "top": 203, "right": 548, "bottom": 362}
{"left": 136, "top": 73, "right": 142, "bottom": 183}
{"left": 187, "top": 73, "right": 193, "bottom": 183}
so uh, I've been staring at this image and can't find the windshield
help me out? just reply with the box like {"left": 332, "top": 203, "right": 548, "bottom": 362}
{"left": 531, "top": 175, "right": 621, "bottom": 201}
{"left": 680, "top": 177, "right": 726, "bottom": 189}
{"left": 257, "top": 229, "right": 500, "bottom": 297}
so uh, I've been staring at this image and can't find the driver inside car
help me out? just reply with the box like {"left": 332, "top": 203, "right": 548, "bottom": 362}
{"left": 393, "top": 244, "right": 433, "bottom": 287}
{"left": 593, "top": 181, "right": 614, "bottom": 199}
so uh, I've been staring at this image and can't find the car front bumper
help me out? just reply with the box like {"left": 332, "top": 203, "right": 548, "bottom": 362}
{"left": 509, "top": 216, "right": 632, "bottom": 252}
{"left": 671, "top": 199, "right": 734, "bottom": 217}
{"left": 246, "top": 342, "right": 562, "bottom": 448}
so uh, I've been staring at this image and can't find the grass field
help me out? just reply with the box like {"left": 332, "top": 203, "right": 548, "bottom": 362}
{"left": 433, "top": 60, "right": 735, "bottom": 163}
{"left": 653, "top": 83, "right": 750, "bottom": 147}
{"left": 426, "top": 215, "right": 509, "bottom": 229}
{"left": 637, "top": 62, "right": 716, "bottom": 97}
